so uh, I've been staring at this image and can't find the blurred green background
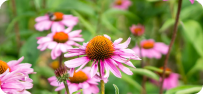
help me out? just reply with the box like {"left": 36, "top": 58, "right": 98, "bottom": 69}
{"left": 0, "top": 0, "right": 203, "bottom": 94}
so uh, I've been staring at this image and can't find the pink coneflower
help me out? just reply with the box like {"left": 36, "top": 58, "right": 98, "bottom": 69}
{"left": 132, "top": 39, "right": 168, "bottom": 59}
{"left": 151, "top": 67, "right": 179, "bottom": 90}
{"left": 48, "top": 67, "right": 99, "bottom": 94}
{"left": 37, "top": 28, "right": 84, "bottom": 59}
{"left": 35, "top": 12, "right": 78, "bottom": 32}
{"left": 0, "top": 69, "right": 33, "bottom": 94}
{"left": 1, "top": 57, "right": 35, "bottom": 83}
{"left": 130, "top": 24, "right": 145, "bottom": 37}
{"left": 113, "top": 0, "right": 131, "bottom": 10}
{"left": 163, "top": 0, "right": 194, "bottom": 4}
{"left": 64, "top": 35, "right": 140, "bottom": 78}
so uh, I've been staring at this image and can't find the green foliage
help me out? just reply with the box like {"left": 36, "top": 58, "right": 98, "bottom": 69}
{"left": 165, "top": 85, "right": 202, "bottom": 94}
{"left": 130, "top": 68, "right": 159, "bottom": 80}
{"left": 113, "top": 84, "right": 119, "bottom": 94}
{"left": 72, "top": 89, "right": 83, "bottom": 94}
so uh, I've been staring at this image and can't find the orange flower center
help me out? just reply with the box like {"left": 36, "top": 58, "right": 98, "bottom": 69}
{"left": 0, "top": 60, "right": 11, "bottom": 74}
{"left": 49, "top": 12, "right": 64, "bottom": 21}
{"left": 69, "top": 71, "right": 88, "bottom": 83}
{"left": 116, "top": 0, "right": 123, "bottom": 5}
{"left": 134, "top": 28, "right": 142, "bottom": 34}
{"left": 53, "top": 32, "right": 69, "bottom": 43}
{"left": 157, "top": 67, "right": 172, "bottom": 78}
{"left": 142, "top": 40, "right": 154, "bottom": 49}
{"left": 86, "top": 35, "right": 115, "bottom": 60}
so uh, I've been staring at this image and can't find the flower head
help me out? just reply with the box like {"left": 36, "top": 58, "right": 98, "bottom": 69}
{"left": 132, "top": 39, "right": 168, "bottom": 59}
{"left": 35, "top": 12, "right": 78, "bottom": 32}
{"left": 48, "top": 67, "right": 99, "bottom": 94}
{"left": 113, "top": 0, "right": 131, "bottom": 10}
{"left": 37, "top": 28, "right": 84, "bottom": 59}
{"left": 64, "top": 35, "right": 140, "bottom": 79}
{"left": 130, "top": 24, "right": 145, "bottom": 37}
{"left": 151, "top": 67, "right": 179, "bottom": 90}
{"left": 54, "top": 66, "right": 69, "bottom": 83}
{"left": 3, "top": 56, "right": 35, "bottom": 82}
{"left": 0, "top": 66, "right": 33, "bottom": 94}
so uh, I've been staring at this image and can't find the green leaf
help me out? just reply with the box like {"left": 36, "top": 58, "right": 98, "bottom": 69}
{"left": 144, "top": 66, "right": 171, "bottom": 74}
{"left": 187, "top": 57, "right": 203, "bottom": 77}
{"left": 121, "top": 73, "right": 142, "bottom": 91}
{"left": 72, "top": 89, "right": 83, "bottom": 94}
{"left": 176, "top": 87, "right": 202, "bottom": 94}
{"left": 113, "top": 84, "right": 119, "bottom": 94}
{"left": 71, "top": 10, "right": 96, "bottom": 36}
{"left": 19, "top": 33, "right": 41, "bottom": 65}
{"left": 159, "top": 19, "right": 175, "bottom": 32}
{"left": 182, "top": 20, "right": 203, "bottom": 56}
{"left": 165, "top": 85, "right": 202, "bottom": 94}
{"left": 129, "top": 68, "right": 159, "bottom": 80}
{"left": 104, "top": 9, "right": 139, "bottom": 21}
{"left": 35, "top": 66, "right": 55, "bottom": 78}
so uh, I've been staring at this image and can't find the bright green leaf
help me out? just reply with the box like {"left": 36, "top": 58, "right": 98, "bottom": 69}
{"left": 113, "top": 84, "right": 119, "bottom": 94}
{"left": 72, "top": 89, "right": 83, "bottom": 94}
{"left": 121, "top": 73, "right": 142, "bottom": 91}
{"left": 182, "top": 20, "right": 203, "bottom": 56}
{"left": 187, "top": 57, "right": 203, "bottom": 77}
{"left": 129, "top": 68, "right": 159, "bottom": 80}
{"left": 159, "top": 19, "right": 175, "bottom": 32}
{"left": 165, "top": 85, "right": 202, "bottom": 94}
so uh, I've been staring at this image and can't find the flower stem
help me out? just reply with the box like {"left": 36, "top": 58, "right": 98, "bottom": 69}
{"left": 59, "top": 54, "right": 63, "bottom": 67}
{"left": 98, "top": 61, "right": 105, "bottom": 94}
{"left": 11, "top": 0, "right": 21, "bottom": 51}
{"left": 159, "top": 0, "right": 182, "bottom": 94}
{"left": 138, "top": 42, "right": 146, "bottom": 94}
{"left": 63, "top": 81, "right": 70, "bottom": 94}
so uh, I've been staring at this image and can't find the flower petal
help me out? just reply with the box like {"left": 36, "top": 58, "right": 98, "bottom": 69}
{"left": 65, "top": 56, "right": 90, "bottom": 68}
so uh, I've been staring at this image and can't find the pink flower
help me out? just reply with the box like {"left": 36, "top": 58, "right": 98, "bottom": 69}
{"left": 37, "top": 27, "right": 84, "bottom": 59}
{"left": 0, "top": 69, "right": 33, "bottom": 94}
{"left": 151, "top": 67, "right": 179, "bottom": 90}
{"left": 163, "top": 0, "right": 194, "bottom": 4}
{"left": 113, "top": 0, "right": 131, "bottom": 10}
{"left": 64, "top": 35, "right": 140, "bottom": 78}
{"left": 35, "top": 12, "right": 78, "bottom": 32}
{"left": 6, "top": 56, "right": 35, "bottom": 82}
{"left": 132, "top": 39, "right": 168, "bottom": 59}
{"left": 130, "top": 24, "right": 145, "bottom": 37}
{"left": 48, "top": 67, "right": 99, "bottom": 94}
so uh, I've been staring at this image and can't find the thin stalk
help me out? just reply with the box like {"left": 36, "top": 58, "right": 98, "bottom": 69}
{"left": 59, "top": 54, "right": 63, "bottom": 67}
{"left": 11, "top": 0, "right": 21, "bottom": 51}
{"left": 138, "top": 42, "right": 146, "bottom": 94}
{"left": 63, "top": 82, "right": 70, "bottom": 94}
{"left": 96, "top": 0, "right": 105, "bottom": 34}
{"left": 58, "top": 91, "right": 61, "bottom": 94}
{"left": 98, "top": 61, "right": 105, "bottom": 94}
{"left": 159, "top": 0, "right": 182, "bottom": 94}
{"left": 42, "top": 0, "right": 46, "bottom": 9}
{"left": 176, "top": 40, "right": 187, "bottom": 84}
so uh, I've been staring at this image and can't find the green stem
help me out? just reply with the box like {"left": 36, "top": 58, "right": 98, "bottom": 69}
{"left": 63, "top": 81, "right": 70, "bottom": 94}
{"left": 98, "top": 61, "right": 105, "bottom": 94}
{"left": 176, "top": 41, "right": 187, "bottom": 84}
{"left": 59, "top": 54, "right": 63, "bottom": 67}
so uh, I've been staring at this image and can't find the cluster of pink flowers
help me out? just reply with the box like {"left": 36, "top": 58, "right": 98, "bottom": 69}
{"left": 0, "top": 57, "right": 35, "bottom": 94}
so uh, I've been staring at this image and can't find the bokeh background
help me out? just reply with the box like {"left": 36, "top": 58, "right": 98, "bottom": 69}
{"left": 0, "top": 0, "right": 203, "bottom": 94}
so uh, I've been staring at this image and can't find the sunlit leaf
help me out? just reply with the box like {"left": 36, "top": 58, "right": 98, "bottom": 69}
{"left": 187, "top": 57, "right": 203, "bottom": 77}
{"left": 72, "top": 89, "right": 83, "bottom": 94}
{"left": 159, "top": 19, "right": 175, "bottom": 32}
{"left": 121, "top": 73, "right": 142, "bottom": 91}
{"left": 182, "top": 20, "right": 203, "bottom": 56}
{"left": 130, "top": 68, "right": 159, "bottom": 80}
{"left": 165, "top": 85, "right": 202, "bottom": 94}
{"left": 113, "top": 84, "right": 119, "bottom": 94}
